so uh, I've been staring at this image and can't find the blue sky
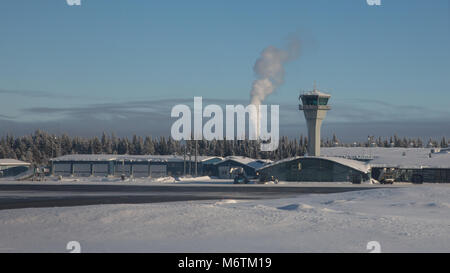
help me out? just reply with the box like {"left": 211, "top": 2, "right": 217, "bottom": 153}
{"left": 0, "top": 0, "right": 449, "bottom": 140}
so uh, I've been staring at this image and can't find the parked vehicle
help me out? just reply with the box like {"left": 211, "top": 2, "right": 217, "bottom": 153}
{"left": 378, "top": 168, "right": 396, "bottom": 184}
{"left": 233, "top": 173, "right": 249, "bottom": 184}
{"left": 231, "top": 167, "right": 250, "bottom": 184}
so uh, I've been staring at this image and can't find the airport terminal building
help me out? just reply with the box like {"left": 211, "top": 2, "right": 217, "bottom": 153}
{"left": 258, "top": 156, "right": 371, "bottom": 183}
{"left": 322, "top": 147, "right": 450, "bottom": 183}
{"left": 49, "top": 154, "right": 266, "bottom": 178}
{"left": 50, "top": 154, "right": 222, "bottom": 178}
{"left": 47, "top": 148, "right": 449, "bottom": 183}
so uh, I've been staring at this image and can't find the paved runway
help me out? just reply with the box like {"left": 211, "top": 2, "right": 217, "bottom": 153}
{"left": 0, "top": 183, "right": 395, "bottom": 210}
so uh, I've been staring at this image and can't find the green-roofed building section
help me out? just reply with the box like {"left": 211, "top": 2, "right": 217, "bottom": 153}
{"left": 258, "top": 156, "right": 371, "bottom": 183}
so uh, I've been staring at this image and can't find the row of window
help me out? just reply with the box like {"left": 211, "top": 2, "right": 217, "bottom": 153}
{"left": 301, "top": 96, "right": 329, "bottom": 106}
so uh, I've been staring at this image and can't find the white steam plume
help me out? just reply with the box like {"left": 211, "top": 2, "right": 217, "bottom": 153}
{"left": 250, "top": 37, "right": 301, "bottom": 136}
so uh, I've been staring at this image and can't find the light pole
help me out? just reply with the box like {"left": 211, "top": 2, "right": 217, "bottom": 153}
{"left": 180, "top": 139, "right": 187, "bottom": 176}
{"left": 194, "top": 140, "right": 198, "bottom": 177}
{"left": 187, "top": 152, "right": 192, "bottom": 175}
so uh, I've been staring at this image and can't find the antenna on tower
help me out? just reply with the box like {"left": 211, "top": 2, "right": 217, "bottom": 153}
{"left": 313, "top": 80, "right": 317, "bottom": 91}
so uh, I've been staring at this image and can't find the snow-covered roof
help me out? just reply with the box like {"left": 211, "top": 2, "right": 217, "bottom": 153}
{"left": 258, "top": 156, "right": 370, "bottom": 174}
{"left": 198, "top": 156, "right": 224, "bottom": 162}
{"left": 322, "top": 156, "right": 371, "bottom": 173}
{"left": 301, "top": 89, "right": 331, "bottom": 97}
{"left": 51, "top": 154, "right": 116, "bottom": 162}
{"left": 321, "top": 147, "right": 450, "bottom": 169}
{"left": 214, "top": 156, "right": 272, "bottom": 169}
{"left": 50, "top": 154, "right": 221, "bottom": 163}
{"left": 0, "top": 159, "right": 31, "bottom": 166}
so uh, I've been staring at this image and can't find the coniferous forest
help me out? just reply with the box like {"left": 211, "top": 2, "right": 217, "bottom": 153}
{"left": 0, "top": 130, "right": 448, "bottom": 166}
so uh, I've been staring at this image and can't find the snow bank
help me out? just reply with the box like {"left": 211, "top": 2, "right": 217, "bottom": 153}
{"left": 0, "top": 184, "right": 449, "bottom": 252}
{"left": 5, "top": 175, "right": 226, "bottom": 185}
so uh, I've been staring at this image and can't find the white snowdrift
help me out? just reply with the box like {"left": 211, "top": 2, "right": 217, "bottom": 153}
{"left": 6, "top": 175, "right": 226, "bottom": 185}
{"left": 0, "top": 184, "right": 449, "bottom": 252}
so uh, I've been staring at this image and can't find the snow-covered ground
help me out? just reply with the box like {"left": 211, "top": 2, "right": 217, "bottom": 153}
{"left": 0, "top": 184, "right": 449, "bottom": 253}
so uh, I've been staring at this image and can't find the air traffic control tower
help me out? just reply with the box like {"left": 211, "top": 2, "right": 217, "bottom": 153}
{"left": 299, "top": 86, "right": 331, "bottom": 157}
